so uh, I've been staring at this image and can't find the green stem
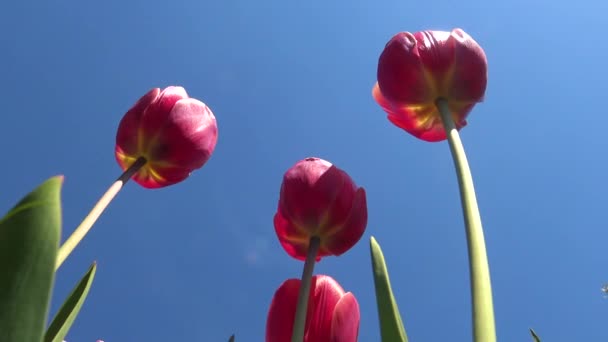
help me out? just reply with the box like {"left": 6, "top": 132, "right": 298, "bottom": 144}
{"left": 436, "top": 98, "right": 496, "bottom": 342}
{"left": 55, "top": 157, "right": 146, "bottom": 270}
{"left": 291, "top": 236, "right": 321, "bottom": 342}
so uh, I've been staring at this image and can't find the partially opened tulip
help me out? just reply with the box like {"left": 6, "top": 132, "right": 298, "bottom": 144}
{"left": 274, "top": 157, "right": 367, "bottom": 261}
{"left": 266, "top": 275, "right": 360, "bottom": 342}
{"left": 372, "top": 29, "right": 495, "bottom": 342}
{"left": 273, "top": 157, "right": 366, "bottom": 342}
{"left": 373, "top": 28, "right": 487, "bottom": 142}
{"left": 55, "top": 86, "right": 218, "bottom": 270}
{"left": 115, "top": 86, "right": 218, "bottom": 188}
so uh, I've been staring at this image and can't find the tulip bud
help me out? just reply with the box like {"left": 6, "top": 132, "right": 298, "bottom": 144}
{"left": 115, "top": 86, "right": 218, "bottom": 188}
{"left": 373, "top": 28, "right": 487, "bottom": 142}
{"left": 274, "top": 158, "right": 367, "bottom": 261}
{"left": 266, "top": 275, "right": 360, "bottom": 342}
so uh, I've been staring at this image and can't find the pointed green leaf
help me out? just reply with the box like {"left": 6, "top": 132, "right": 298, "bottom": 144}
{"left": 530, "top": 328, "right": 541, "bottom": 342}
{"left": 0, "top": 176, "right": 63, "bottom": 342}
{"left": 370, "top": 236, "right": 408, "bottom": 342}
{"left": 45, "top": 262, "right": 97, "bottom": 342}
{"left": 228, "top": 334, "right": 235, "bottom": 342}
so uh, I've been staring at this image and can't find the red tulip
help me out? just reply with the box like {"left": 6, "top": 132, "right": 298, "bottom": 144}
{"left": 115, "top": 86, "right": 218, "bottom": 188}
{"left": 266, "top": 275, "right": 360, "bottom": 342}
{"left": 373, "top": 28, "right": 487, "bottom": 142}
{"left": 274, "top": 158, "right": 367, "bottom": 261}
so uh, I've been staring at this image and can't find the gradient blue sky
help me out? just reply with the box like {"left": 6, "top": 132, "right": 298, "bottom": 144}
{"left": 1, "top": 0, "right": 607, "bottom": 340}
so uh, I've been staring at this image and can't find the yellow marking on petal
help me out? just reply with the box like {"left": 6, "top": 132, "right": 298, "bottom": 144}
{"left": 315, "top": 210, "right": 332, "bottom": 234}
{"left": 416, "top": 104, "right": 441, "bottom": 129}
{"left": 282, "top": 230, "right": 314, "bottom": 246}
{"left": 115, "top": 152, "right": 138, "bottom": 170}
{"left": 140, "top": 166, "right": 159, "bottom": 182}
{"left": 317, "top": 225, "right": 341, "bottom": 244}
{"left": 421, "top": 66, "right": 441, "bottom": 99}
{"left": 117, "top": 149, "right": 186, "bottom": 185}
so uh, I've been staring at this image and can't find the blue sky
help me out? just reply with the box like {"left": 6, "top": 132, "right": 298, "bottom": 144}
{"left": 1, "top": 0, "right": 607, "bottom": 340}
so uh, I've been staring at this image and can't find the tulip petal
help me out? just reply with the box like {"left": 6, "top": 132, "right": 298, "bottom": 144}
{"left": 373, "top": 84, "right": 470, "bottom": 142}
{"left": 151, "top": 86, "right": 188, "bottom": 114}
{"left": 320, "top": 169, "right": 358, "bottom": 231}
{"left": 115, "top": 88, "right": 160, "bottom": 157}
{"left": 331, "top": 292, "right": 360, "bottom": 342}
{"left": 274, "top": 210, "right": 311, "bottom": 261}
{"left": 307, "top": 276, "right": 344, "bottom": 342}
{"left": 139, "top": 86, "right": 189, "bottom": 143}
{"left": 280, "top": 159, "right": 345, "bottom": 231}
{"left": 151, "top": 98, "right": 217, "bottom": 168}
{"left": 377, "top": 32, "right": 435, "bottom": 104}
{"left": 386, "top": 107, "right": 446, "bottom": 142}
{"left": 373, "top": 84, "right": 441, "bottom": 142}
{"left": 448, "top": 31, "right": 487, "bottom": 102}
{"left": 416, "top": 30, "right": 455, "bottom": 86}
{"left": 322, "top": 188, "right": 367, "bottom": 256}
{"left": 156, "top": 86, "right": 189, "bottom": 113}
{"left": 138, "top": 162, "right": 191, "bottom": 188}
{"left": 266, "top": 279, "right": 300, "bottom": 342}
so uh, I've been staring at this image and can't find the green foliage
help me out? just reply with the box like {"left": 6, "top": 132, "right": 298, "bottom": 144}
{"left": 530, "top": 328, "right": 541, "bottom": 341}
{"left": 0, "top": 177, "right": 63, "bottom": 342}
{"left": 45, "top": 262, "right": 97, "bottom": 342}
{"left": 370, "top": 236, "right": 408, "bottom": 342}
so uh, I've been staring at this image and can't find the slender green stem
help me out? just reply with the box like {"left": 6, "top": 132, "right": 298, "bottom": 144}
{"left": 291, "top": 236, "right": 321, "bottom": 342}
{"left": 55, "top": 157, "right": 146, "bottom": 270}
{"left": 436, "top": 98, "right": 496, "bottom": 342}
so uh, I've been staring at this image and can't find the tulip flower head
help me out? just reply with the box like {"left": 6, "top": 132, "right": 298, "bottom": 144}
{"left": 274, "top": 158, "right": 367, "bottom": 261}
{"left": 373, "top": 28, "right": 487, "bottom": 142}
{"left": 115, "top": 86, "right": 218, "bottom": 188}
{"left": 266, "top": 275, "right": 360, "bottom": 342}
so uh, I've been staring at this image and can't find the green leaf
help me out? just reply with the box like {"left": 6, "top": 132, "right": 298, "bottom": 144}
{"left": 44, "top": 262, "right": 97, "bottom": 342}
{"left": 228, "top": 334, "right": 235, "bottom": 342}
{"left": 530, "top": 328, "right": 541, "bottom": 341}
{"left": 370, "top": 236, "right": 408, "bottom": 342}
{"left": 0, "top": 176, "right": 63, "bottom": 342}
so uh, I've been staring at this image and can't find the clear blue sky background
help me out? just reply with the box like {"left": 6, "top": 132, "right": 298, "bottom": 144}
{"left": 1, "top": 0, "right": 607, "bottom": 340}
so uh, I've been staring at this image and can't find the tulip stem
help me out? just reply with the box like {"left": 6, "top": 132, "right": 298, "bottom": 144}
{"left": 291, "top": 236, "right": 321, "bottom": 342}
{"left": 55, "top": 157, "right": 147, "bottom": 270}
{"left": 436, "top": 98, "right": 496, "bottom": 342}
